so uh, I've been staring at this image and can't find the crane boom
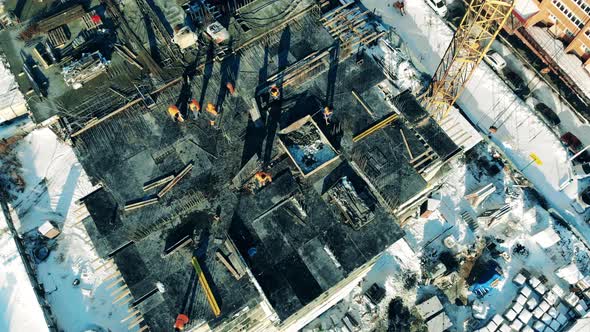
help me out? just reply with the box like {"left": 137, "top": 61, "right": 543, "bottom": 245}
{"left": 421, "top": 0, "right": 515, "bottom": 121}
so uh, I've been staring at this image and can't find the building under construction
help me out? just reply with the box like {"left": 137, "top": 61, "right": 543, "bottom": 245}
{"left": 0, "top": 0, "right": 482, "bottom": 331}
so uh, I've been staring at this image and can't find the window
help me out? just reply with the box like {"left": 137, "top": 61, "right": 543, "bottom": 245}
{"left": 573, "top": 0, "right": 590, "bottom": 17}
{"left": 582, "top": 44, "right": 590, "bottom": 55}
{"left": 552, "top": 0, "right": 585, "bottom": 29}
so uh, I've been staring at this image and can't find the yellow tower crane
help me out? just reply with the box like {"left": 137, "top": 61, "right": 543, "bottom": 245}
{"left": 353, "top": 0, "right": 515, "bottom": 142}
{"left": 421, "top": 0, "right": 515, "bottom": 121}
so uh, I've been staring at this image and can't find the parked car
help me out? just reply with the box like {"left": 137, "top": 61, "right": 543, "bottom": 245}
{"left": 483, "top": 51, "right": 507, "bottom": 72}
{"left": 572, "top": 162, "right": 590, "bottom": 179}
{"left": 573, "top": 186, "right": 590, "bottom": 213}
{"left": 426, "top": 0, "right": 448, "bottom": 16}
{"left": 560, "top": 132, "right": 590, "bottom": 162}
{"left": 561, "top": 132, "right": 584, "bottom": 154}
{"left": 504, "top": 70, "right": 530, "bottom": 97}
{"left": 534, "top": 102, "right": 561, "bottom": 126}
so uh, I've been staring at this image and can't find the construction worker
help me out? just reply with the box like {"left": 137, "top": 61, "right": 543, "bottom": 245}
{"left": 206, "top": 103, "right": 218, "bottom": 116}
{"left": 323, "top": 106, "right": 334, "bottom": 125}
{"left": 226, "top": 82, "right": 235, "bottom": 95}
{"left": 394, "top": 1, "right": 406, "bottom": 16}
{"left": 188, "top": 98, "right": 200, "bottom": 114}
{"left": 168, "top": 105, "right": 185, "bottom": 122}
{"left": 269, "top": 86, "right": 280, "bottom": 99}
{"left": 174, "top": 314, "right": 189, "bottom": 331}
{"left": 254, "top": 171, "right": 272, "bottom": 188}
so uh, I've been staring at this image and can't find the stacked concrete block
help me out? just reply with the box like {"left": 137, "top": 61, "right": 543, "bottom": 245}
{"left": 504, "top": 308, "right": 518, "bottom": 322}
{"left": 527, "top": 297, "right": 539, "bottom": 311}
{"left": 550, "top": 285, "right": 566, "bottom": 298}
{"left": 514, "top": 273, "right": 527, "bottom": 286}
{"left": 529, "top": 277, "right": 541, "bottom": 288}
{"left": 533, "top": 320, "right": 545, "bottom": 331}
{"left": 510, "top": 319, "right": 523, "bottom": 331}
{"left": 519, "top": 309, "right": 532, "bottom": 325}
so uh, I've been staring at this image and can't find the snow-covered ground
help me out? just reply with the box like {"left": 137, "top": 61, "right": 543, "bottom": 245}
{"left": 1, "top": 126, "right": 132, "bottom": 331}
{"left": 305, "top": 144, "right": 590, "bottom": 331}
{"left": 0, "top": 213, "right": 49, "bottom": 332}
{"left": 361, "top": 0, "right": 590, "bottom": 249}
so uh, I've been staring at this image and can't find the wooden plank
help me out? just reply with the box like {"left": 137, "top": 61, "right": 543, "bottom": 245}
{"left": 121, "top": 310, "right": 141, "bottom": 323}
{"left": 106, "top": 277, "right": 124, "bottom": 290}
{"left": 113, "top": 290, "right": 131, "bottom": 303}
{"left": 216, "top": 251, "right": 241, "bottom": 279}
{"left": 128, "top": 316, "right": 144, "bottom": 329}
{"left": 111, "top": 284, "right": 128, "bottom": 296}
{"left": 143, "top": 175, "right": 174, "bottom": 191}
{"left": 94, "top": 259, "right": 113, "bottom": 271}
{"left": 410, "top": 148, "right": 434, "bottom": 163}
{"left": 400, "top": 129, "right": 413, "bottom": 159}
{"left": 320, "top": 2, "right": 355, "bottom": 23}
{"left": 157, "top": 163, "right": 193, "bottom": 198}
{"left": 124, "top": 197, "right": 159, "bottom": 211}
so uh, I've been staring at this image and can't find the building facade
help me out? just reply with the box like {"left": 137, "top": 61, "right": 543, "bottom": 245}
{"left": 515, "top": 0, "right": 590, "bottom": 67}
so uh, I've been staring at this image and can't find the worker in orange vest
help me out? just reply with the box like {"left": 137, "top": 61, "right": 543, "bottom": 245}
{"left": 226, "top": 82, "right": 235, "bottom": 95}
{"left": 269, "top": 86, "right": 280, "bottom": 99}
{"left": 323, "top": 106, "right": 334, "bottom": 125}
{"left": 168, "top": 105, "right": 185, "bottom": 122}
{"left": 174, "top": 314, "right": 189, "bottom": 331}
{"left": 188, "top": 99, "right": 200, "bottom": 114}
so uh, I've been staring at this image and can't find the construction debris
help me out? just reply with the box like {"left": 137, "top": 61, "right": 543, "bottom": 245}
{"left": 62, "top": 51, "right": 110, "bottom": 89}
{"left": 279, "top": 115, "right": 339, "bottom": 177}
{"left": 465, "top": 183, "right": 496, "bottom": 207}
{"left": 326, "top": 176, "right": 375, "bottom": 230}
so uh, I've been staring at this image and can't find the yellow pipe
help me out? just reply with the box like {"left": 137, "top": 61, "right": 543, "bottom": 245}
{"left": 191, "top": 257, "right": 221, "bottom": 317}
{"left": 352, "top": 114, "right": 399, "bottom": 143}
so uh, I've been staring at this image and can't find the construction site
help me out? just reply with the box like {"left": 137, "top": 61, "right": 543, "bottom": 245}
{"left": 6, "top": 0, "right": 590, "bottom": 332}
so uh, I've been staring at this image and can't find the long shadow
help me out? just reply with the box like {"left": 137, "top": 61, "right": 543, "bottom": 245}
{"left": 145, "top": 0, "right": 174, "bottom": 35}
{"left": 325, "top": 42, "right": 340, "bottom": 108}
{"left": 175, "top": 60, "right": 200, "bottom": 117}
{"left": 13, "top": 0, "right": 27, "bottom": 20}
{"left": 198, "top": 42, "right": 216, "bottom": 107}
{"left": 55, "top": 164, "right": 82, "bottom": 219}
{"left": 144, "top": 16, "right": 161, "bottom": 65}
{"left": 240, "top": 47, "right": 269, "bottom": 166}
{"left": 181, "top": 266, "right": 197, "bottom": 315}
{"left": 193, "top": 228, "right": 224, "bottom": 311}
{"left": 263, "top": 27, "right": 291, "bottom": 165}
{"left": 215, "top": 52, "right": 241, "bottom": 108}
